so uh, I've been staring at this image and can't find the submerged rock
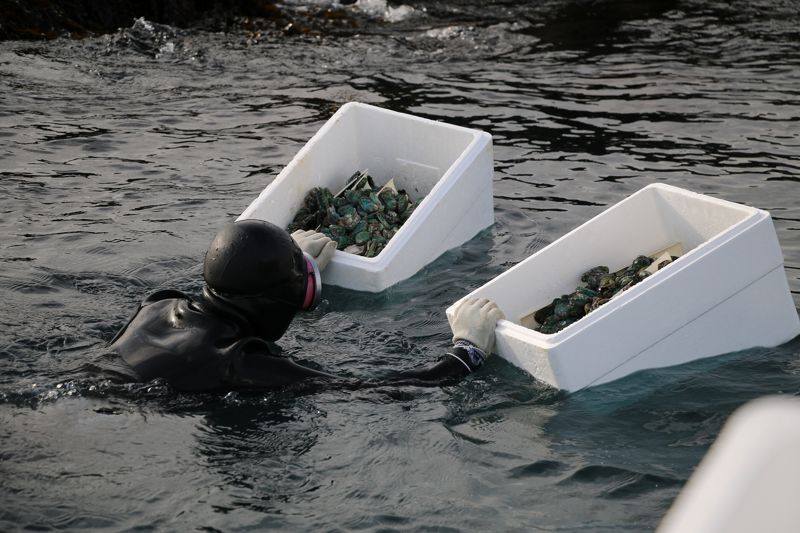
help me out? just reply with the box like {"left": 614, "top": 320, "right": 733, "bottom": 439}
{"left": 0, "top": 0, "right": 358, "bottom": 41}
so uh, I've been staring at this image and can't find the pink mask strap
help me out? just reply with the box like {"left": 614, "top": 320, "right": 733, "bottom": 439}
{"left": 302, "top": 257, "right": 316, "bottom": 310}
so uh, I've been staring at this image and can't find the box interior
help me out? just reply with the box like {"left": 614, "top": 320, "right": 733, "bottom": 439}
{"left": 488, "top": 186, "right": 756, "bottom": 328}
{"left": 346, "top": 105, "right": 476, "bottom": 200}
{"left": 245, "top": 104, "right": 477, "bottom": 230}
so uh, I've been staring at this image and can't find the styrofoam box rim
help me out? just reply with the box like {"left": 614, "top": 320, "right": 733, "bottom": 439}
{"left": 446, "top": 183, "right": 772, "bottom": 346}
{"left": 239, "top": 102, "right": 492, "bottom": 273}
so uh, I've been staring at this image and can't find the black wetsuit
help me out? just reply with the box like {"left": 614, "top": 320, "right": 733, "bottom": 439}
{"left": 109, "top": 289, "right": 477, "bottom": 392}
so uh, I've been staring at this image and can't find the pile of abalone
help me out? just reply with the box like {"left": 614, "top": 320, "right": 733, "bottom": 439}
{"left": 533, "top": 249, "right": 681, "bottom": 334}
{"left": 287, "top": 170, "right": 420, "bottom": 258}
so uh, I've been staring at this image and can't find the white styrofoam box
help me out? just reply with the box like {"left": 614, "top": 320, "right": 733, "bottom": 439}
{"left": 657, "top": 396, "right": 800, "bottom": 533}
{"left": 446, "top": 183, "right": 800, "bottom": 392}
{"left": 239, "top": 102, "right": 494, "bottom": 292}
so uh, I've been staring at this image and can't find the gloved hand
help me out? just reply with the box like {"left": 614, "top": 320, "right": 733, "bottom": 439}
{"left": 291, "top": 229, "right": 337, "bottom": 272}
{"left": 451, "top": 297, "right": 505, "bottom": 355}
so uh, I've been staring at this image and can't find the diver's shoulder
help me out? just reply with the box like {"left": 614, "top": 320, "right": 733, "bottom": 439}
{"left": 141, "top": 289, "right": 193, "bottom": 305}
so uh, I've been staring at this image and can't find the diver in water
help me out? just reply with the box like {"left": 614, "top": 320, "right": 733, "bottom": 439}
{"left": 108, "top": 219, "right": 504, "bottom": 392}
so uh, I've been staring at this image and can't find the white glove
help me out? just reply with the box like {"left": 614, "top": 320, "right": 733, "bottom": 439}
{"left": 450, "top": 297, "right": 505, "bottom": 354}
{"left": 291, "top": 229, "right": 337, "bottom": 272}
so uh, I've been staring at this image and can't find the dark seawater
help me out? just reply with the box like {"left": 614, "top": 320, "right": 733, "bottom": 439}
{"left": 2, "top": 0, "right": 800, "bottom": 531}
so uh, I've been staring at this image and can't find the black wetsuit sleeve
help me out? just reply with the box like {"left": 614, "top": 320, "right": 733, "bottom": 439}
{"left": 227, "top": 343, "right": 479, "bottom": 389}
{"left": 384, "top": 346, "right": 476, "bottom": 383}
{"left": 225, "top": 340, "right": 338, "bottom": 389}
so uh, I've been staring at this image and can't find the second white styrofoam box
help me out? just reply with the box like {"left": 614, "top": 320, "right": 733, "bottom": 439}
{"left": 239, "top": 102, "right": 494, "bottom": 292}
{"left": 447, "top": 183, "right": 800, "bottom": 392}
